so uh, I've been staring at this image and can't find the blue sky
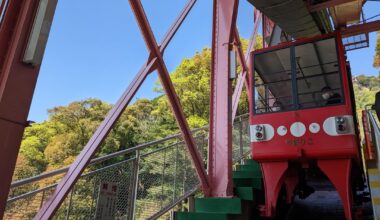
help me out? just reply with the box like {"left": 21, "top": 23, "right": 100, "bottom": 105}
{"left": 28, "top": 1, "right": 380, "bottom": 122}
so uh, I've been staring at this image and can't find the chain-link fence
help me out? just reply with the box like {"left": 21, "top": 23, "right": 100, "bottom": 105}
{"left": 5, "top": 114, "right": 251, "bottom": 220}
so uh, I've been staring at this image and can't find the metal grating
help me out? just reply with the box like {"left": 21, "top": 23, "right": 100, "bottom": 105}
{"left": 342, "top": 33, "right": 369, "bottom": 51}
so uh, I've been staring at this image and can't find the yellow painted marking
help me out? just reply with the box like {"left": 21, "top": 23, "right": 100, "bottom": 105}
{"left": 370, "top": 181, "right": 380, "bottom": 187}
{"left": 368, "top": 169, "right": 380, "bottom": 175}
{"left": 374, "top": 198, "right": 380, "bottom": 205}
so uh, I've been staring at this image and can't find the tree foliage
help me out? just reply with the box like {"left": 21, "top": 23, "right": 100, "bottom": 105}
{"left": 354, "top": 74, "right": 380, "bottom": 109}
{"left": 9, "top": 34, "right": 380, "bottom": 219}
{"left": 374, "top": 32, "right": 380, "bottom": 68}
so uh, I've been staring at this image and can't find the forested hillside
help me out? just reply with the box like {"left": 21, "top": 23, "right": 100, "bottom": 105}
{"left": 353, "top": 74, "right": 380, "bottom": 110}
{"left": 14, "top": 50, "right": 215, "bottom": 180}
{"left": 374, "top": 32, "right": 380, "bottom": 67}
{"left": 13, "top": 36, "right": 379, "bottom": 182}
{"left": 12, "top": 36, "right": 261, "bottom": 181}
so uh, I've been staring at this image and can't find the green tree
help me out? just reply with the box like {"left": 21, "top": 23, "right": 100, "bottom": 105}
{"left": 18, "top": 121, "right": 63, "bottom": 176}
{"left": 374, "top": 32, "right": 380, "bottom": 68}
{"left": 44, "top": 99, "right": 114, "bottom": 167}
{"left": 154, "top": 48, "right": 212, "bottom": 128}
{"left": 153, "top": 36, "right": 262, "bottom": 129}
{"left": 355, "top": 75, "right": 380, "bottom": 91}
{"left": 10, "top": 36, "right": 263, "bottom": 219}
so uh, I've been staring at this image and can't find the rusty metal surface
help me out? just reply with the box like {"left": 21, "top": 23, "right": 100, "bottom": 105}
{"left": 307, "top": 0, "right": 358, "bottom": 12}
{"left": 329, "top": 0, "right": 363, "bottom": 27}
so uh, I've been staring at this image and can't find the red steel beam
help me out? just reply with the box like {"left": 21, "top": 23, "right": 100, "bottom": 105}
{"left": 0, "top": 0, "right": 42, "bottom": 218}
{"left": 341, "top": 20, "right": 380, "bottom": 37}
{"left": 263, "top": 16, "right": 275, "bottom": 48}
{"left": 208, "top": 0, "right": 239, "bottom": 197}
{"left": 307, "top": 0, "right": 355, "bottom": 12}
{"left": 159, "top": 0, "right": 196, "bottom": 54}
{"left": 234, "top": 28, "right": 248, "bottom": 74}
{"left": 128, "top": 0, "right": 210, "bottom": 195}
{"left": 232, "top": 12, "right": 262, "bottom": 121}
{"left": 35, "top": 1, "right": 197, "bottom": 218}
{"left": 343, "top": 39, "right": 369, "bottom": 48}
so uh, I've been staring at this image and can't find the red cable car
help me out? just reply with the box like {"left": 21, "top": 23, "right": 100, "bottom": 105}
{"left": 249, "top": 32, "right": 362, "bottom": 220}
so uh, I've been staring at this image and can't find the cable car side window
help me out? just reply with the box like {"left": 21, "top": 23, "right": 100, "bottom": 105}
{"left": 253, "top": 47, "right": 293, "bottom": 114}
{"left": 295, "top": 38, "right": 344, "bottom": 109}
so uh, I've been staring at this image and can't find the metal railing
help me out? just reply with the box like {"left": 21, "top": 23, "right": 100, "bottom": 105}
{"left": 364, "top": 108, "right": 380, "bottom": 167}
{"left": 4, "top": 114, "right": 251, "bottom": 220}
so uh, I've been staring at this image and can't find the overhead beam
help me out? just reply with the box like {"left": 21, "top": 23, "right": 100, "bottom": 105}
{"left": 307, "top": 0, "right": 355, "bottom": 12}
{"left": 341, "top": 20, "right": 380, "bottom": 37}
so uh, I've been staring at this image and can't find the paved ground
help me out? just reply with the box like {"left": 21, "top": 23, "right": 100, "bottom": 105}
{"left": 286, "top": 191, "right": 347, "bottom": 219}
{"left": 284, "top": 181, "right": 373, "bottom": 220}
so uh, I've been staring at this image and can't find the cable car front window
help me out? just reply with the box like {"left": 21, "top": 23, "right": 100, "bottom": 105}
{"left": 253, "top": 37, "right": 345, "bottom": 115}
{"left": 295, "top": 38, "right": 344, "bottom": 108}
{"left": 254, "top": 47, "right": 293, "bottom": 114}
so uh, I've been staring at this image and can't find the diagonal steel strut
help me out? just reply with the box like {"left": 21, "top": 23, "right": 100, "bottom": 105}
{"left": 231, "top": 11, "right": 262, "bottom": 120}
{"left": 128, "top": 0, "right": 211, "bottom": 195}
{"left": 34, "top": 0, "right": 197, "bottom": 218}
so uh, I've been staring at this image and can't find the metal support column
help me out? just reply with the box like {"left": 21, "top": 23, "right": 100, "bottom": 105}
{"left": 0, "top": 0, "right": 48, "bottom": 217}
{"left": 208, "top": 0, "right": 239, "bottom": 197}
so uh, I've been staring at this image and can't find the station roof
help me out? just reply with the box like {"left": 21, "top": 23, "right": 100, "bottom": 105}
{"left": 248, "top": 0, "right": 364, "bottom": 39}
{"left": 248, "top": 0, "right": 322, "bottom": 38}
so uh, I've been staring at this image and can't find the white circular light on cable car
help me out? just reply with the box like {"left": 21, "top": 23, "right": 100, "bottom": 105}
{"left": 309, "top": 123, "right": 320, "bottom": 133}
{"left": 277, "top": 126, "right": 287, "bottom": 136}
{"left": 290, "top": 122, "right": 306, "bottom": 137}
